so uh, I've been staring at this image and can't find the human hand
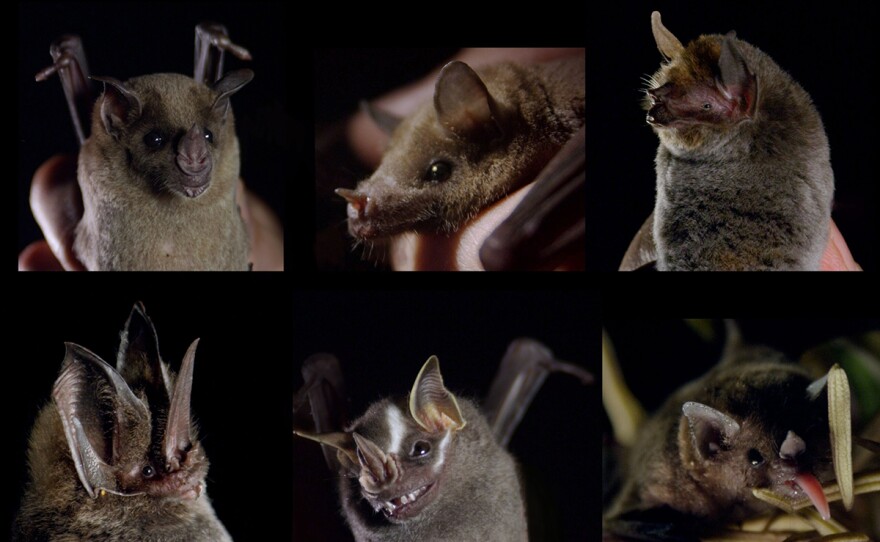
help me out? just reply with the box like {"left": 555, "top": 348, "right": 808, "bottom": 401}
{"left": 343, "top": 47, "right": 585, "bottom": 271}
{"left": 820, "top": 220, "right": 861, "bottom": 271}
{"left": 18, "top": 153, "right": 284, "bottom": 271}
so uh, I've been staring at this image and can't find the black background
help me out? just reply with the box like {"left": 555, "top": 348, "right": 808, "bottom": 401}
{"left": 292, "top": 288, "right": 600, "bottom": 541}
{"left": 18, "top": 1, "right": 293, "bottom": 259}
{"left": 588, "top": 2, "right": 878, "bottom": 271}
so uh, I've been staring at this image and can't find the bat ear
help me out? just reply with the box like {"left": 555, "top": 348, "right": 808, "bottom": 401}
{"left": 681, "top": 401, "right": 741, "bottom": 460}
{"left": 212, "top": 68, "right": 254, "bottom": 119}
{"left": 53, "top": 343, "right": 149, "bottom": 498}
{"left": 116, "top": 302, "right": 170, "bottom": 395}
{"left": 360, "top": 100, "right": 402, "bottom": 135}
{"left": 717, "top": 32, "right": 758, "bottom": 118}
{"left": 163, "top": 339, "right": 197, "bottom": 472}
{"left": 433, "top": 61, "right": 503, "bottom": 141}
{"left": 409, "top": 356, "right": 467, "bottom": 433}
{"left": 92, "top": 76, "right": 142, "bottom": 138}
{"left": 651, "top": 12, "right": 685, "bottom": 61}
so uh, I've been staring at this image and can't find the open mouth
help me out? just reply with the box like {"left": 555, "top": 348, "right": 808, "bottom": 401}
{"left": 375, "top": 482, "right": 435, "bottom": 519}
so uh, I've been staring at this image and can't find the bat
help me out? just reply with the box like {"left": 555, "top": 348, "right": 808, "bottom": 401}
{"left": 35, "top": 23, "right": 253, "bottom": 270}
{"left": 293, "top": 338, "right": 592, "bottom": 541}
{"left": 621, "top": 12, "right": 834, "bottom": 271}
{"left": 335, "top": 54, "right": 585, "bottom": 271}
{"left": 12, "top": 302, "right": 231, "bottom": 541}
{"left": 605, "top": 322, "right": 832, "bottom": 540}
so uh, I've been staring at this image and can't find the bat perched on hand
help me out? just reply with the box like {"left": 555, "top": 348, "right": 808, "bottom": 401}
{"left": 336, "top": 54, "right": 585, "bottom": 271}
{"left": 621, "top": 13, "right": 834, "bottom": 271}
{"left": 35, "top": 23, "right": 252, "bottom": 270}
{"left": 12, "top": 302, "right": 230, "bottom": 541}
{"left": 293, "top": 338, "right": 592, "bottom": 541}
{"left": 605, "top": 322, "right": 832, "bottom": 540}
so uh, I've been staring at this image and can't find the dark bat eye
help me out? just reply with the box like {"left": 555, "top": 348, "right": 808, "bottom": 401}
{"left": 747, "top": 449, "right": 764, "bottom": 467}
{"left": 143, "top": 131, "right": 165, "bottom": 149}
{"left": 142, "top": 465, "right": 155, "bottom": 478}
{"left": 411, "top": 441, "right": 431, "bottom": 457}
{"left": 204, "top": 128, "right": 213, "bottom": 143}
{"left": 702, "top": 103, "right": 713, "bottom": 110}
{"left": 425, "top": 161, "right": 452, "bottom": 183}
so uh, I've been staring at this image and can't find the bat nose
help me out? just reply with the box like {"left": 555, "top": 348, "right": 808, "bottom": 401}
{"left": 335, "top": 188, "right": 371, "bottom": 218}
{"left": 177, "top": 124, "right": 210, "bottom": 174}
{"left": 779, "top": 430, "right": 806, "bottom": 460}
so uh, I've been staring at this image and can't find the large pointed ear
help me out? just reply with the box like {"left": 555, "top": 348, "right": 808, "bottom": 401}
{"left": 116, "top": 302, "right": 170, "bottom": 397}
{"left": 409, "top": 356, "right": 466, "bottom": 433}
{"left": 91, "top": 76, "right": 142, "bottom": 139}
{"left": 164, "top": 339, "right": 197, "bottom": 472}
{"left": 717, "top": 32, "right": 758, "bottom": 118}
{"left": 53, "top": 343, "right": 149, "bottom": 498}
{"left": 433, "top": 61, "right": 503, "bottom": 141}
{"left": 651, "top": 12, "right": 684, "bottom": 61}
{"left": 681, "top": 402, "right": 741, "bottom": 460}
{"left": 360, "top": 100, "right": 402, "bottom": 135}
{"left": 212, "top": 68, "right": 253, "bottom": 119}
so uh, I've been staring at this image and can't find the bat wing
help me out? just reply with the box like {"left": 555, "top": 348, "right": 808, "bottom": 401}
{"left": 619, "top": 213, "right": 658, "bottom": 271}
{"left": 193, "top": 22, "right": 251, "bottom": 86}
{"left": 293, "top": 353, "right": 349, "bottom": 470}
{"left": 484, "top": 338, "right": 593, "bottom": 447}
{"left": 479, "top": 127, "right": 585, "bottom": 271}
{"left": 35, "top": 35, "right": 93, "bottom": 145}
{"left": 604, "top": 507, "right": 708, "bottom": 542}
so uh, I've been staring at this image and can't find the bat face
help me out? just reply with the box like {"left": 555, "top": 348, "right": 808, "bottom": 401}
{"left": 339, "top": 60, "right": 577, "bottom": 241}
{"left": 677, "top": 366, "right": 831, "bottom": 518}
{"left": 345, "top": 398, "right": 457, "bottom": 521}
{"left": 14, "top": 302, "right": 231, "bottom": 541}
{"left": 52, "top": 303, "right": 209, "bottom": 500}
{"left": 645, "top": 13, "right": 757, "bottom": 149}
{"left": 92, "top": 70, "right": 252, "bottom": 199}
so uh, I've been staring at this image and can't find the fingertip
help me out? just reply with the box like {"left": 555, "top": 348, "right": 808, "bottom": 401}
{"left": 18, "top": 241, "right": 65, "bottom": 271}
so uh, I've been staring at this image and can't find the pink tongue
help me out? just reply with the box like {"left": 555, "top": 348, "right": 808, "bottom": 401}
{"left": 794, "top": 472, "right": 830, "bottom": 520}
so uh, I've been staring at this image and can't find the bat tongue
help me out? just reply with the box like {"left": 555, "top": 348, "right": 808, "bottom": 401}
{"left": 794, "top": 472, "right": 830, "bottom": 520}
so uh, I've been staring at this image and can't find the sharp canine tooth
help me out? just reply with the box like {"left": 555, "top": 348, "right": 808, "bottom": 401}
{"left": 401, "top": 495, "right": 409, "bottom": 505}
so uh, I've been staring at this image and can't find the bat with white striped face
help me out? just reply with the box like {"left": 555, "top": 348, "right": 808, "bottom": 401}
{"left": 293, "top": 339, "right": 592, "bottom": 541}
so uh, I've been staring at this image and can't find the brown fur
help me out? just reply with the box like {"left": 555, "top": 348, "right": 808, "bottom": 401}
{"left": 345, "top": 56, "right": 584, "bottom": 240}
{"left": 75, "top": 73, "right": 249, "bottom": 270}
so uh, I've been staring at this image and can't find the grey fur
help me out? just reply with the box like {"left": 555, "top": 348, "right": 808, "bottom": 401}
{"left": 647, "top": 14, "right": 834, "bottom": 271}
{"left": 341, "top": 399, "right": 527, "bottom": 542}
{"left": 75, "top": 72, "right": 251, "bottom": 270}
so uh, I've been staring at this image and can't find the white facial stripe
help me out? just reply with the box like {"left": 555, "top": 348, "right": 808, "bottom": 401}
{"left": 386, "top": 404, "right": 406, "bottom": 455}
{"left": 433, "top": 430, "right": 451, "bottom": 473}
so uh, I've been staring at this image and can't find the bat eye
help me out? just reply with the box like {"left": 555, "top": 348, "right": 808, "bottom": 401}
{"left": 425, "top": 161, "right": 452, "bottom": 183}
{"left": 747, "top": 448, "right": 764, "bottom": 467}
{"left": 142, "top": 465, "right": 156, "bottom": 478}
{"left": 411, "top": 441, "right": 431, "bottom": 457}
{"left": 702, "top": 103, "right": 713, "bottom": 110}
{"left": 204, "top": 128, "right": 214, "bottom": 143}
{"left": 143, "top": 130, "right": 165, "bottom": 149}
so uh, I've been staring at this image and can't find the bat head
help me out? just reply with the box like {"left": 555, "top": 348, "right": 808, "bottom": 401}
{"left": 645, "top": 12, "right": 757, "bottom": 148}
{"left": 678, "top": 367, "right": 831, "bottom": 519}
{"left": 91, "top": 69, "right": 252, "bottom": 199}
{"left": 297, "top": 355, "right": 467, "bottom": 523}
{"left": 52, "top": 302, "right": 209, "bottom": 501}
{"left": 338, "top": 61, "right": 544, "bottom": 240}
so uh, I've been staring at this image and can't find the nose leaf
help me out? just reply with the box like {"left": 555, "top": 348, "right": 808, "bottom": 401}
{"left": 335, "top": 188, "right": 369, "bottom": 216}
{"left": 779, "top": 430, "right": 806, "bottom": 460}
